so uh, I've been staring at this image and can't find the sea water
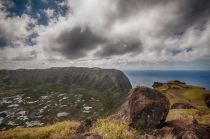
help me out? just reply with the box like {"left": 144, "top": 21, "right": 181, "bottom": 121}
{"left": 123, "top": 70, "right": 210, "bottom": 90}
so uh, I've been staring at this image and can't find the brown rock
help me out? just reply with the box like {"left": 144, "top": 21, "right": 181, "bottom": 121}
{"left": 204, "top": 94, "right": 210, "bottom": 109}
{"left": 164, "top": 115, "right": 198, "bottom": 134}
{"left": 137, "top": 134, "right": 151, "bottom": 139}
{"left": 171, "top": 103, "right": 196, "bottom": 109}
{"left": 128, "top": 86, "right": 170, "bottom": 129}
{"left": 83, "top": 133, "right": 103, "bottom": 139}
{"left": 70, "top": 134, "right": 85, "bottom": 139}
{"left": 181, "top": 124, "right": 210, "bottom": 139}
{"left": 70, "top": 133, "right": 102, "bottom": 139}
{"left": 149, "top": 126, "right": 175, "bottom": 138}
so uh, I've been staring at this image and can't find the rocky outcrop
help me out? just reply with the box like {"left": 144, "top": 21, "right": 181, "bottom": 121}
{"left": 152, "top": 82, "right": 163, "bottom": 88}
{"left": 204, "top": 94, "right": 210, "bottom": 109}
{"left": 171, "top": 103, "right": 196, "bottom": 109}
{"left": 128, "top": 86, "right": 170, "bottom": 129}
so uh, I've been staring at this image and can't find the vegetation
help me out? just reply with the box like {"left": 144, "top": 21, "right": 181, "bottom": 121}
{"left": 180, "top": 88, "right": 208, "bottom": 106}
{"left": 90, "top": 119, "right": 133, "bottom": 139}
{"left": 167, "top": 106, "right": 210, "bottom": 125}
{"left": 0, "top": 121, "right": 79, "bottom": 139}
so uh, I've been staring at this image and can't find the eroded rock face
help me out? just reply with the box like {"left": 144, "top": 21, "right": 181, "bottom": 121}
{"left": 128, "top": 86, "right": 170, "bottom": 129}
{"left": 204, "top": 94, "right": 210, "bottom": 109}
{"left": 171, "top": 103, "right": 196, "bottom": 109}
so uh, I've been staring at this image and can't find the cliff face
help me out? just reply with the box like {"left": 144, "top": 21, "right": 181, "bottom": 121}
{"left": 0, "top": 67, "right": 132, "bottom": 93}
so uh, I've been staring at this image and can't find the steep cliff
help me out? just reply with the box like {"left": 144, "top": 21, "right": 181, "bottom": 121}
{"left": 0, "top": 67, "right": 132, "bottom": 95}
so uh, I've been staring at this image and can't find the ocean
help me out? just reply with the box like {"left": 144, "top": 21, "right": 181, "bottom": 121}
{"left": 123, "top": 70, "right": 210, "bottom": 90}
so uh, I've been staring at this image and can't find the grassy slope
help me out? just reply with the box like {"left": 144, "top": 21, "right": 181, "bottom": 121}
{"left": 155, "top": 81, "right": 210, "bottom": 125}
{"left": 0, "top": 119, "right": 134, "bottom": 139}
{"left": 0, "top": 121, "right": 79, "bottom": 139}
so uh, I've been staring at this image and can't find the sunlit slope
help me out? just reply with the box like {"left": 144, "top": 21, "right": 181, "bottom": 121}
{"left": 154, "top": 81, "right": 210, "bottom": 125}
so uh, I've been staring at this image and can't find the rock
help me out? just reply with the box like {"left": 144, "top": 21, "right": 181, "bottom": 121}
{"left": 76, "top": 116, "right": 97, "bottom": 134}
{"left": 70, "top": 134, "right": 85, "bottom": 139}
{"left": 182, "top": 131, "right": 199, "bottom": 139}
{"left": 146, "top": 116, "right": 210, "bottom": 138}
{"left": 204, "top": 94, "right": 210, "bottom": 109}
{"left": 137, "top": 134, "right": 151, "bottom": 139}
{"left": 152, "top": 82, "right": 163, "bottom": 88}
{"left": 149, "top": 126, "right": 174, "bottom": 138}
{"left": 164, "top": 115, "right": 198, "bottom": 134}
{"left": 181, "top": 124, "right": 210, "bottom": 139}
{"left": 70, "top": 133, "right": 102, "bottom": 139}
{"left": 171, "top": 103, "right": 196, "bottom": 109}
{"left": 0, "top": 112, "right": 7, "bottom": 117}
{"left": 83, "top": 133, "right": 103, "bottom": 139}
{"left": 109, "top": 108, "right": 129, "bottom": 121}
{"left": 128, "top": 86, "right": 170, "bottom": 129}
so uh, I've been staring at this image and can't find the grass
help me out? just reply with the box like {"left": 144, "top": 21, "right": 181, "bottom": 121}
{"left": 164, "top": 93, "right": 183, "bottom": 106}
{"left": 0, "top": 121, "right": 79, "bottom": 139}
{"left": 0, "top": 119, "right": 138, "bottom": 139}
{"left": 155, "top": 84, "right": 168, "bottom": 91}
{"left": 166, "top": 106, "right": 210, "bottom": 125}
{"left": 180, "top": 88, "right": 208, "bottom": 106}
{"left": 89, "top": 119, "right": 135, "bottom": 139}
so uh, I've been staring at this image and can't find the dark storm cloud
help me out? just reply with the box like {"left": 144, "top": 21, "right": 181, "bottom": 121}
{"left": 159, "top": 0, "right": 210, "bottom": 37}
{"left": 50, "top": 26, "right": 143, "bottom": 59}
{"left": 95, "top": 40, "right": 142, "bottom": 57}
{"left": 108, "top": 0, "right": 210, "bottom": 37}
{"left": 51, "top": 26, "right": 105, "bottom": 59}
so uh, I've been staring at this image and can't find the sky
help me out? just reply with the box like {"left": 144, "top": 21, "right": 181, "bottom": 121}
{"left": 0, "top": 0, "right": 210, "bottom": 70}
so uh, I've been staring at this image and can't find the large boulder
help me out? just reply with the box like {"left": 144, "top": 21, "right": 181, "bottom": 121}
{"left": 128, "top": 86, "right": 170, "bottom": 129}
{"left": 171, "top": 103, "right": 196, "bottom": 109}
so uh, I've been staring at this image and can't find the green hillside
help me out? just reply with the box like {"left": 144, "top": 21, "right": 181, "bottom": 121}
{"left": 0, "top": 67, "right": 132, "bottom": 101}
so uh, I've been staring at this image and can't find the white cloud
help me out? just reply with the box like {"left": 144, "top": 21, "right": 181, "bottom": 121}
{"left": 56, "top": 0, "right": 68, "bottom": 7}
{"left": 43, "top": 8, "right": 55, "bottom": 18}
{"left": 0, "top": 14, "right": 36, "bottom": 43}
{"left": 41, "top": 0, "right": 49, "bottom": 3}
{"left": 25, "top": 0, "right": 32, "bottom": 13}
